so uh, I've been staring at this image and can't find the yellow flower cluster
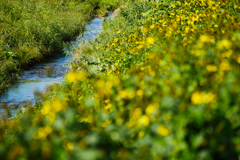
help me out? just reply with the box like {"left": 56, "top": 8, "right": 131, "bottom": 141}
{"left": 191, "top": 91, "right": 217, "bottom": 105}
{"left": 157, "top": 125, "right": 171, "bottom": 136}
{"left": 32, "top": 125, "right": 52, "bottom": 140}
{"left": 65, "top": 71, "right": 86, "bottom": 83}
{"left": 41, "top": 99, "right": 66, "bottom": 123}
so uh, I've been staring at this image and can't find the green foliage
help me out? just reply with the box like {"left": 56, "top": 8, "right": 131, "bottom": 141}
{"left": 1, "top": 0, "right": 240, "bottom": 159}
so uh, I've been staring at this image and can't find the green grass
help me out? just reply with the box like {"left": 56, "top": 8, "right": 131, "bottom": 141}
{"left": 0, "top": 0, "right": 125, "bottom": 94}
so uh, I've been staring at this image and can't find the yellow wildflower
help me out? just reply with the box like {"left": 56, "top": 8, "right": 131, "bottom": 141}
{"left": 150, "top": 24, "right": 155, "bottom": 30}
{"left": 141, "top": 27, "right": 148, "bottom": 33}
{"left": 177, "top": 1, "right": 181, "bottom": 5}
{"left": 145, "top": 103, "right": 158, "bottom": 115}
{"left": 138, "top": 115, "right": 150, "bottom": 126}
{"left": 147, "top": 37, "right": 156, "bottom": 45}
{"left": 131, "top": 108, "right": 142, "bottom": 119}
{"left": 52, "top": 99, "right": 63, "bottom": 112}
{"left": 222, "top": 50, "right": 232, "bottom": 58}
{"left": 65, "top": 71, "right": 78, "bottom": 83}
{"left": 41, "top": 103, "right": 51, "bottom": 115}
{"left": 171, "top": 4, "right": 176, "bottom": 8}
{"left": 157, "top": 125, "right": 170, "bottom": 136}
{"left": 199, "top": 35, "right": 210, "bottom": 43}
{"left": 191, "top": 91, "right": 217, "bottom": 105}
{"left": 202, "top": 92, "right": 217, "bottom": 103}
{"left": 191, "top": 92, "right": 203, "bottom": 105}
{"left": 206, "top": 65, "right": 217, "bottom": 72}
{"left": 218, "top": 40, "right": 232, "bottom": 49}
{"left": 67, "top": 142, "right": 74, "bottom": 150}
{"left": 236, "top": 56, "right": 240, "bottom": 63}
{"left": 119, "top": 90, "right": 135, "bottom": 99}
{"left": 136, "top": 89, "right": 143, "bottom": 97}
{"left": 220, "top": 60, "right": 230, "bottom": 71}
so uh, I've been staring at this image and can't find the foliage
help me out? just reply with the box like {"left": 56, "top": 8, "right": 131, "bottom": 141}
{"left": 1, "top": 0, "right": 240, "bottom": 159}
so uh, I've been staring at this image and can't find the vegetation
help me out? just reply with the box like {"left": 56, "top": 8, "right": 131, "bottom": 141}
{"left": 1, "top": 0, "right": 240, "bottom": 159}
{"left": 0, "top": 0, "right": 123, "bottom": 94}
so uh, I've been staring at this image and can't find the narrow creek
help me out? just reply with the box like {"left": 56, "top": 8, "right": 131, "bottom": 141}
{"left": 0, "top": 13, "right": 112, "bottom": 117}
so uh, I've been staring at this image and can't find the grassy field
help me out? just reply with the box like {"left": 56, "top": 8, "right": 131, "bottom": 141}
{"left": 1, "top": 0, "right": 240, "bottom": 159}
{"left": 0, "top": 0, "right": 124, "bottom": 94}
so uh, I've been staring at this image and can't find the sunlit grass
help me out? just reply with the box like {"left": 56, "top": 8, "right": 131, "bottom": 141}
{"left": 0, "top": 0, "right": 125, "bottom": 94}
{"left": 1, "top": 0, "right": 240, "bottom": 159}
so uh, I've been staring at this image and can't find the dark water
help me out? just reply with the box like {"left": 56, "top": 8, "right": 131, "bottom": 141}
{"left": 0, "top": 14, "right": 112, "bottom": 116}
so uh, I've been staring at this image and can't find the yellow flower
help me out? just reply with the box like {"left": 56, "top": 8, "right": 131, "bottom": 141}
{"left": 191, "top": 91, "right": 203, "bottom": 105}
{"left": 119, "top": 90, "right": 135, "bottom": 99}
{"left": 236, "top": 56, "right": 240, "bottom": 63}
{"left": 212, "top": 14, "right": 217, "bottom": 19}
{"left": 220, "top": 60, "right": 230, "bottom": 71}
{"left": 147, "top": 37, "right": 156, "bottom": 45}
{"left": 33, "top": 126, "right": 52, "bottom": 140}
{"left": 131, "top": 108, "right": 142, "bottom": 119}
{"left": 150, "top": 24, "right": 155, "bottom": 30}
{"left": 222, "top": 50, "right": 233, "bottom": 58}
{"left": 65, "top": 71, "right": 78, "bottom": 83}
{"left": 218, "top": 40, "right": 232, "bottom": 49}
{"left": 145, "top": 103, "right": 158, "bottom": 115}
{"left": 65, "top": 71, "right": 86, "bottom": 83}
{"left": 104, "top": 103, "right": 112, "bottom": 110}
{"left": 171, "top": 4, "right": 176, "bottom": 8}
{"left": 138, "top": 115, "right": 150, "bottom": 126}
{"left": 157, "top": 125, "right": 170, "bottom": 136}
{"left": 177, "top": 1, "right": 181, "bottom": 5}
{"left": 67, "top": 142, "right": 74, "bottom": 150}
{"left": 199, "top": 35, "right": 210, "bottom": 43}
{"left": 136, "top": 89, "right": 143, "bottom": 97}
{"left": 206, "top": 65, "right": 217, "bottom": 72}
{"left": 191, "top": 91, "right": 217, "bottom": 105}
{"left": 141, "top": 27, "right": 149, "bottom": 34}
{"left": 202, "top": 92, "right": 217, "bottom": 103}
{"left": 52, "top": 99, "right": 63, "bottom": 112}
{"left": 41, "top": 103, "right": 51, "bottom": 115}
{"left": 195, "top": 50, "right": 204, "bottom": 56}
{"left": 47, "top": 112, "right": 56, "bottom": 123}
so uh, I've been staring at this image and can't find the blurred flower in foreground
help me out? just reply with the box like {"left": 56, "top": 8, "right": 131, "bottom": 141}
{"left": 65, "top": 71, "right": 86, "bottom": 83}
{"left": 157, "top": 125, "right": 170, "bottom": 136}
{"left": 138, "top": 115, "right": 150, "bottom": 126}
{"left": 191, "top": 91, "right": 217, "bottom": 105}
{"left": 147, "top": 37, "right": 156, "bottom": 45}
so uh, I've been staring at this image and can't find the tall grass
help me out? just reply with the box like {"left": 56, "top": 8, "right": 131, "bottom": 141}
{"left": 0, "top": 0, "right": 125, "bottom": 94}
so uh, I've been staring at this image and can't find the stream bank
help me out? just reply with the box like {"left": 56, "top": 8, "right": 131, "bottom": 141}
{"left": 0, "top": 13, "right": 112, "bottom": 117}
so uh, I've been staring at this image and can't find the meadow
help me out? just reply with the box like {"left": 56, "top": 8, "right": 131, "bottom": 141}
{"left": 0, "top": 0, "right": 123, "bottom": 94}
{"left": 1, "top": 0, "right": 240, "bottom": 159}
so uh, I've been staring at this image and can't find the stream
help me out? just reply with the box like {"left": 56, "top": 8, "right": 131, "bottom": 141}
{"left": 0, "top": 13, "right": 112, "bottom": 117}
